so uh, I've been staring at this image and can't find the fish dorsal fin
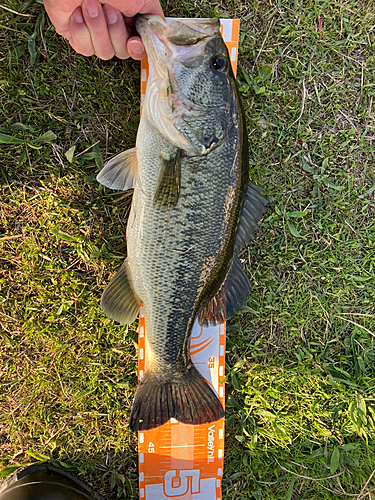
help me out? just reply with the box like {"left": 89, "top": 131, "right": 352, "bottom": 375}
{"left": 235, "top": 183, "right": 268, "bottom": 253}
{"left": 198, "top": 256, "right": 251, "bottom": 326}
{"left": 153, "top": 149, "right": 182, "bottom": 209}
{"left": 100, "top": 259, "right": 141, "bottom": 325}
{"left": 198, "top": 184, "right": 267, "bottom": 325}
{"left": 96, "top": 147, "right": 138, "bottom": 191}
{"left": 221, "top": 256, "right": 252, "bottom": 319}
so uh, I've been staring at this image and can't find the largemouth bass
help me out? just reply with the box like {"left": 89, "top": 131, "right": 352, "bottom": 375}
{"left": 96, "top": 16, "right": 267, "bottom": 431}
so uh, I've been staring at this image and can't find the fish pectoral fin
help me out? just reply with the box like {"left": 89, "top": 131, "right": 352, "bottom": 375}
{"left": 199, "top": 256, "right": 251, "bottom": 325}
{"left": 100, "top": 259, "right": 141, "bottom": 324}
{"left": 153, "top": 149, "right": 182, "bottom": 209}
{"left": 235, "top": 183, "right": 268, "bottom": 253}
{"left": 96, "top": 147, "right": 138, "bottom": 191}
{"left": 129, "top": 364, "right": 224, "bottom": 431}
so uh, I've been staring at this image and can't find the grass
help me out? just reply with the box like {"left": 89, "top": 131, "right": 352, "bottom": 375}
{"left": 0, "top": 0, "right": 374, "bottom": 498}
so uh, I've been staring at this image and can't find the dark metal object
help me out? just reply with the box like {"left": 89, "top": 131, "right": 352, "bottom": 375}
{"left": 0, "top": 464, "right": 102, "bottom": 500}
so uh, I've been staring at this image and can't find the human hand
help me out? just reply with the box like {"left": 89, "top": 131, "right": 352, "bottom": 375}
{"left": 43, "top": 0, "right": 164, "bottom": 60}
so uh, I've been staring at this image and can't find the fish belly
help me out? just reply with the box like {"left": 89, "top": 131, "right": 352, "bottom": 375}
{"left": 127, "top": 116, "right": 238, "bottom": 372}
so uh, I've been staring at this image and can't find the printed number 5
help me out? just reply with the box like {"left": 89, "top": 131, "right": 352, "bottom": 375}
{"left": 164, "top": 470, "right": 200, "bottom": 496}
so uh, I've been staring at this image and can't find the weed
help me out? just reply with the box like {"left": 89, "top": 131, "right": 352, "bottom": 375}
{"left": 1, "top": 0, "right": 374, "bottom": 498}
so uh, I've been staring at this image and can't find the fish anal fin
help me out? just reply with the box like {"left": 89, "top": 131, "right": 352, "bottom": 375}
{"left": 153, "top": 149, "right": 182, "bottom": 209}
{"left": 96, "top": 147, "right": 138, "bottom": 191}
{"left": 199, "top": 255, "right": 251, "bottom": 325}
{"left": 235, "top": 183, "right": 268, "bottom": 253}
{"left": 100, "top": 259, "right": 141, "bottom": 325}
{"left": 129, "top": 364, "right": 224, "bottom": 431}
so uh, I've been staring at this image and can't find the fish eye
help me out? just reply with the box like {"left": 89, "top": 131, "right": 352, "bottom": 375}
{"left": 211, "top": 55, "right": 227, "bottom": 71}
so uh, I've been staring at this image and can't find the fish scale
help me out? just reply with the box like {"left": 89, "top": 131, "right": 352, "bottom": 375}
{"left": 129, "top": 116, "right": 238, "bottom": 370}
{"left": 96, "top": 15, "right": 267, "bottom": 431}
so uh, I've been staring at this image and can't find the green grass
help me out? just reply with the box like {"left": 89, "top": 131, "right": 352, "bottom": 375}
{"left": 1, "top": 0, "right": 375, "bottom": 498}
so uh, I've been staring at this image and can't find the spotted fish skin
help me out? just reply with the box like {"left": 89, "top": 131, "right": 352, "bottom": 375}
{"left": 96, "top": 16, "right": 267, "bottom": 431}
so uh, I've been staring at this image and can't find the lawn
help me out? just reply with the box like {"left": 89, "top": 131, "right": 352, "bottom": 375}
{"left": 0, "top": 0, "right": 374, "bottom": 498}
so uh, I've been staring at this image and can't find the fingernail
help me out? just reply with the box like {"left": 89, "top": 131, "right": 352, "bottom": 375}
{"left": 73, "top": 8, "right": 84, "bottom": 23}
{"left": 129, "top": 40, "right": 143, "bottom": 55}
{"left": 105, "top": 9, "right": 118, "bottom": 25}
{"left": 86, "top": 0, "right": 99, "bottom": 18}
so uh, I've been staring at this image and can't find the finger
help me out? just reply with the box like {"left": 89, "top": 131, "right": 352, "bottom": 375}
{"left": 68, "top": 6, "right": 95, "bottom": 56}
{"left": 43, "top": 0, "right": 83, "bottom": 38}
{"left": 141, "top": 0, "right": 165, "bottom": 19}
{"left": 103, "top": 5, "right": 131, "bottom": 59}
{"left": 81, "top": 0, "right": 115, "bottom": 60}
{"left": 98, "top": 0, "right": 165, "bottom": 19}
{"left": 127, "top": 36, "right": 146, "bottom": 61}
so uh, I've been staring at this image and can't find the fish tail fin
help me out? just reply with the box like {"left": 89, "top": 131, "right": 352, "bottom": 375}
{"left": 129, "top": 364, "right": 224, "bottom": 431}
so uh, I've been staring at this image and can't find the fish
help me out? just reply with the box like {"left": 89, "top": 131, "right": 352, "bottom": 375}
{"left": 96, "top": 15, "right": 267, "bottom": 431}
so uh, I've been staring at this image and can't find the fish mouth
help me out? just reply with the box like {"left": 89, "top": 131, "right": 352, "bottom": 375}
{"left": 135, "top": 15, "right": 220, "bottom": 75}
{"left": 135, "top": 15, "right": 170, "bottom": 77}
{"left": 135, "top": 15, "right": 224, "bottom": 153}
{"left": 135, "top": 15, "right": 220, "bottom": 41}
{"left": 135, "top": 15, "right": 168, "bottom": 43}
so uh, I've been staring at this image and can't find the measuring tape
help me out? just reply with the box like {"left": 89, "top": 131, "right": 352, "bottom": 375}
{"left": 138, "top": 19, "right": 240, "bottom": 500}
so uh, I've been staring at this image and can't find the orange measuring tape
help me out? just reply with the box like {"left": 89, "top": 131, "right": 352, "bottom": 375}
{"left": 138, "top": 19, "right": 240, "bottom": 500}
